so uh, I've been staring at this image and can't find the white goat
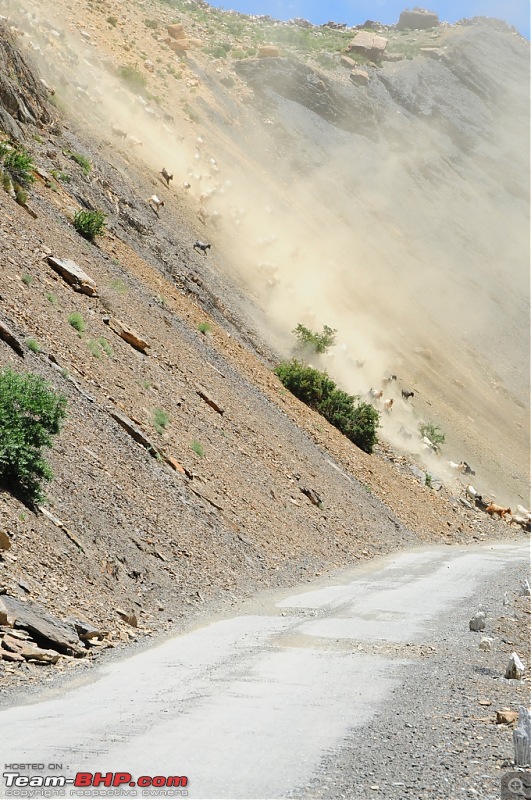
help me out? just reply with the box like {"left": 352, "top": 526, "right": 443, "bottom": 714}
{"left": 148, "top": 195, "right": 164, "bottom": 215}
{"left": 422, "top": 436, "right": 439, "bottom": 453}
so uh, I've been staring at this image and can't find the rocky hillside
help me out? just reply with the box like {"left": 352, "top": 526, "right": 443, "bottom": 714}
{"left": 0, "top": 0, "right": 528, "bottom": 684}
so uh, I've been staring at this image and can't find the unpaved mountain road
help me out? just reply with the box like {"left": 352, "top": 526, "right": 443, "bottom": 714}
{"left": 1, "top": 542, "right": 528, "bottom": 800}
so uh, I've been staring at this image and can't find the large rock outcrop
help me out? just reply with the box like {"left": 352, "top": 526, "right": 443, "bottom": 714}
{"left": 397, "top": 10, "right": 439, "bottom": 30}
{"left": 0, "top": 24, "right": 51, "bottom": 139}
{"left": 347, "top": 31, "right": 388, "bottom": 61}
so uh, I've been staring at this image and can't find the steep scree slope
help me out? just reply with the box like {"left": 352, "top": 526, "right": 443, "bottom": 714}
{"left": 0, "top": 3, "right": 528, "bottom": 689}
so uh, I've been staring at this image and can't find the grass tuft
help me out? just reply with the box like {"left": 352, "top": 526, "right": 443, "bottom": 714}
{"left": 26, "top": 338, "right": 42, "bottom": 354}
{"left": 67, "top": 312, "right": 85, "bottom": 333}
{"left": 152, "top": 408, "right": 169, "bottom": 434}
{"left": 64, "top": 150, "right": 92, "bottom": 176}
{"left": 98, "top": 337, "right": 113, "bottom": 357}
{"left": 190, "top": 439, "right": 205, "bottom": 457}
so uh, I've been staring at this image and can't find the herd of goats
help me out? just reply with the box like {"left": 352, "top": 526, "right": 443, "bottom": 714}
{"left": 366, "top": 376, "right": 530, "bottom": 532}
{"left": 143, "top": 156, "right": 530, "bottom": 535}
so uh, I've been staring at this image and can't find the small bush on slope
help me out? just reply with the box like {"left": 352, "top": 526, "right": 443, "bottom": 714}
{"left": 0, "top": 368, "right": 66, "bottom": 504}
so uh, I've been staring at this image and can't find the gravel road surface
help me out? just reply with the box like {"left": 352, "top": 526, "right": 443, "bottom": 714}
{"left": 1, "top": 541, "right": 528, "bottom": 800}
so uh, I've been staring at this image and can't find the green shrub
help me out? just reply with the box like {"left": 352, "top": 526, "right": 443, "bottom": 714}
{"left": 197, "top": 322, "right": 211, "bottom": 335}
{"left": 46, "top": 292, "right": 58, "bottom": 306}
{"left": 106, "top": 15, "right": 118, "bottom": 26}
{"left": 64, "top": 150, "right": 92, "bottom": 175}
{"left": 26, "top": 338, "right": 42, "bottom": 354}
{"left": 2, "top": 147, "right": 35, "bottom": 186}
{"left": 419, "top": 422, "right": 446, "bottom": 446}
{"left": 0, "top": 368, "right": 66, "bottom": 503}
{"left": 275, "top": 360, "right": 379, "bottom": 454}
{"left": 144, "top": 18, "right": 159, "bottom": 28}
{"left": 73, "top": 209, "right": 106, "bottom": 241}
{"left": 152, "top": 408, "right": 169, "bottom": 434}
{"left": 67, "top": 312, "right": 85, "bottom": 332}
{"left": 425, "top": 473, "right": 433, "bottom": 488}
{"left": 21, "top": 275, "right": 33, "bottom": 287}
{"left": 275, "top": 360, "right": 336, "bottom": 407}
{"left": 191, "top": 439, "right": 205, "bottom": 457}
{"left": 118, "top": 65, "right": 147, "bottom": 92}
{"left": 319, "top": 387, "right": 379, "bottom": 454}
{"left": 293, "top": 323, "right": 337, "bottom": 355}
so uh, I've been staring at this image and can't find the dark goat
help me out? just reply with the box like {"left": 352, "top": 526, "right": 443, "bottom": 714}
{"left": 193, "top": 240, "right": 211, "bottom": 255}
{"left": 160, "top": 167, "right": 173, "bottom": 187}
{"left": 401, "top": 389, "right": 414, "bottom": 400}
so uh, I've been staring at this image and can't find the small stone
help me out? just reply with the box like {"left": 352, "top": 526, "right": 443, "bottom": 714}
{"left": 103, "top": 316, "right": 149, "bottom": 353}
{"left": 0, "top": 649, "right": 24, "bottom": 662}
{"left": 479, "top": 637, "right": 493, "bottom": 651}
{"left": 47, "top": 257, "right": 98, "bottom": 297}
{"left": 300, "top": 487, "right": 322, "bottom": 507}
{"left": 116, "top": 609, "right": 138, "bottom": 628}
{"left": 0, "top": 531, "right": 11, "bottom": 550}
{"left": 350, "top": 69, "right": 369, "bottom": 86}
{"left": 469, "top": 612, "right": 486, "bottom": 631}
{"left": 505, "top": 652, "right": 525, "bottom": 680}
{"left": 167, "top": 23, "right": 185, "bottom": 40}
{"left": 340, "top": 55, "right": 356, "bottom": 69}
{"left": 496, "top": 710, "right": 519, "bottom": 725}
{"left": 196, "top": 386, "right": 224, "bottom": 415}
{"left": 0, "top": 321, "right": 24, "bottom": 357}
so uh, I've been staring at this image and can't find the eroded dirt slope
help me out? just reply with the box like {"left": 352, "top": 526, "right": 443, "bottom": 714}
{"left": 0, "top": 2, "right": 528, "bottom": 690}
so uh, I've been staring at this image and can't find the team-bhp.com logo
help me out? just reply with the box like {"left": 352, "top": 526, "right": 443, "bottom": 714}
{"left": 3, "top": 771, "right": 188, "bottom": 796}
{"left": 501, "top": 771, "right": 531, "bottom": 799}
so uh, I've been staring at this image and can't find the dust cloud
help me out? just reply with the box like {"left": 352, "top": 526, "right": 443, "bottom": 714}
{"left": 8, "top": 0, "right": 529, "bottom": 505}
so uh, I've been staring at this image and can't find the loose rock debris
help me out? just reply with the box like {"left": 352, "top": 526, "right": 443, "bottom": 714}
{"left": 0, "top": 319, "right": 25, "bottom": 356}
{"left": 47, "top": 256, "right": 98, "bottom": 296}
{"left": 103, "top": 315, "right": 149, "bottom": 353}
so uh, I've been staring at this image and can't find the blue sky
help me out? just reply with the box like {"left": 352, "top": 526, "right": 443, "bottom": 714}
{"left": 207, "top": 1, "right": 530, "bottom": 37}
